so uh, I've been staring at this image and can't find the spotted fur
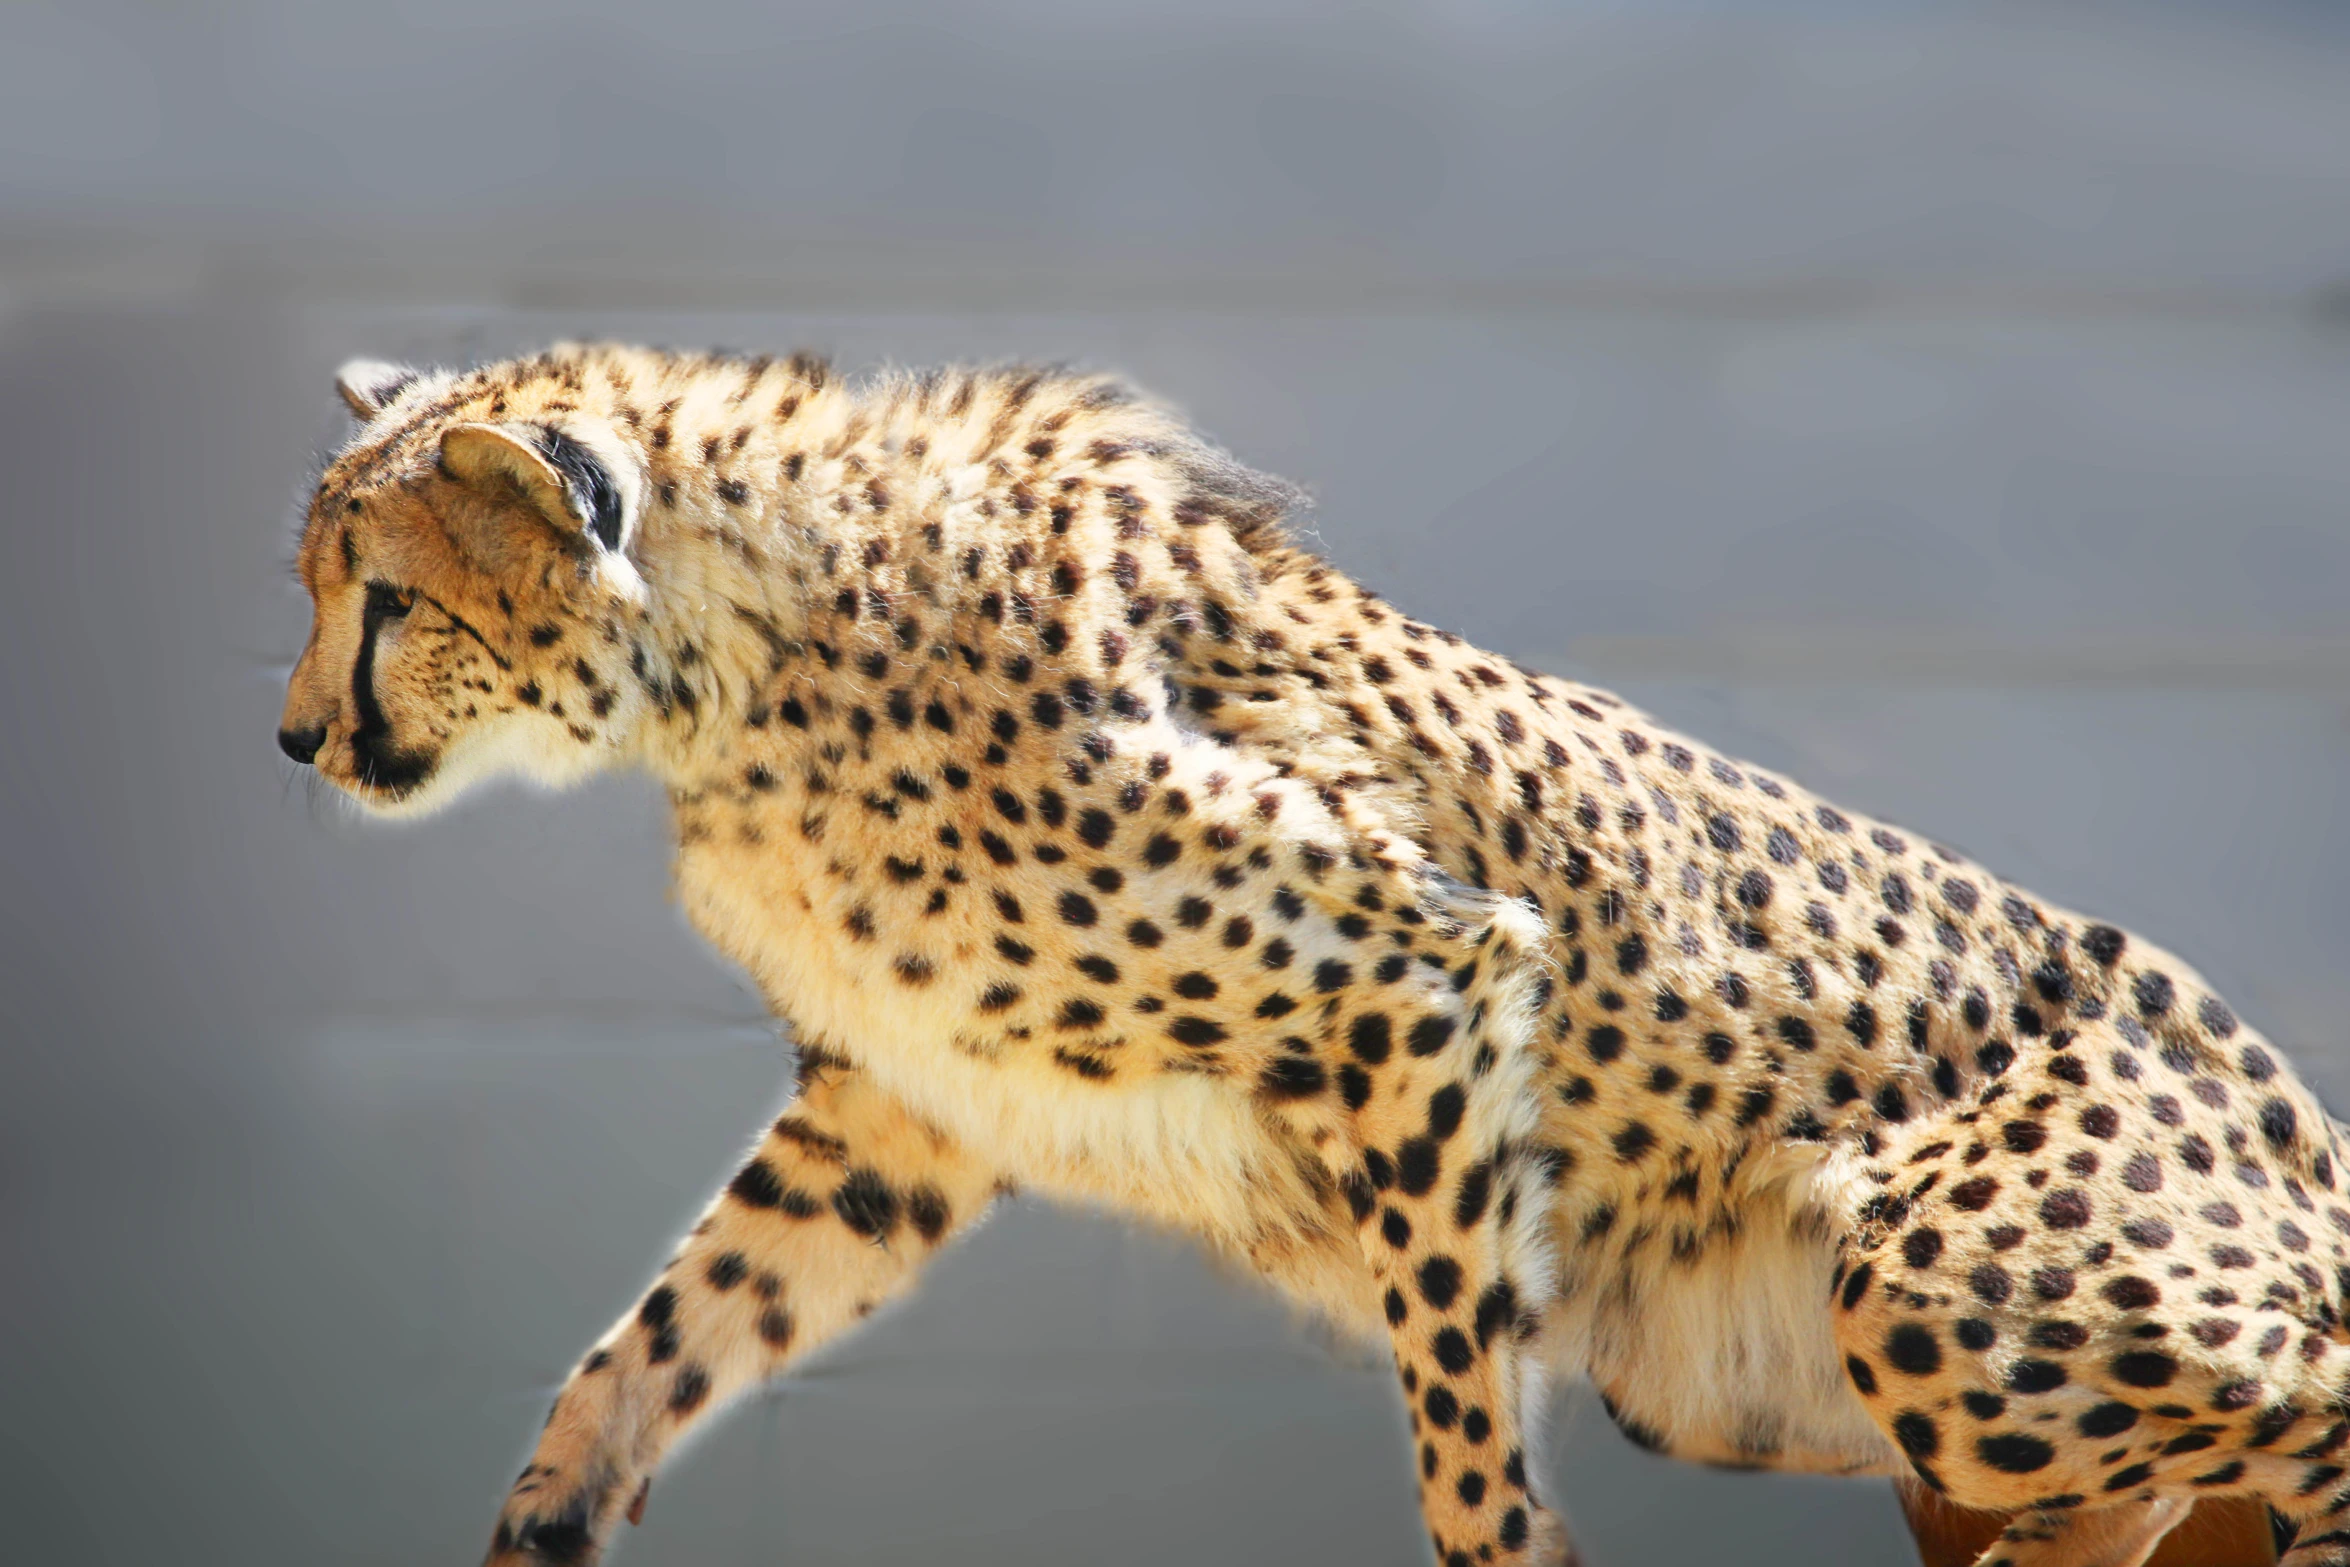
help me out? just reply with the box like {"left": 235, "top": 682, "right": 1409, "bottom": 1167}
{"left": 280, "top": 344, "right": 2350, "bottom": 1567}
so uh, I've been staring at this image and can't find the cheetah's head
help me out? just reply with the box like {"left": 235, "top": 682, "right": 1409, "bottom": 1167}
{"left": 278, "top": 357, "right": 656, "bottom": 816}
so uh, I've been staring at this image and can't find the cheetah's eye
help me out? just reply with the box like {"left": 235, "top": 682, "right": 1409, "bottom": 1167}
{"left": 364, "top": 581, "right": 415, "bottom": 620}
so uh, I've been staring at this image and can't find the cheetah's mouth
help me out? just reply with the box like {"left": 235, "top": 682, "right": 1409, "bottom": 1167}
{"left": 347, "top": 727, "right": 438, "bottom": 799}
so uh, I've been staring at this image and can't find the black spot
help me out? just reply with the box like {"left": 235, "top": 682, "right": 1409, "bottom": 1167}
{"left": 1977, "top": 1433, "right": 2056, "bottom": 1474}
{"left": 1407, "top": 1015, "right": 1457, "bottom": 1058}
{"left": 1499, "top": 1509, "right": 1529, "bottom": 1551}
{"left": 2040, "top": 1190, "right": 2093, "bottom": 1229}
{"left": 1886, "top": 1325, "right": 1941, "bottom": 1376}
{"left": 1892, "top": 1412, "right": 1940, "bottom": 1460}
{"left": 1168, "top": 1016, "right": 1226, "bottom": 1048}
{"left": 907, "top": 1186, "right": 952, "bottom": 1242}
{"left": 2007, "top": 1360, "right": 2067, "bottom": 1395}
{"left": 1167, "top": 971, "right": 1220, "bottom": 1001}
{"left": 832, "top": 1168, "right": 899, "bottom": 1239}
{"left": 757, "top": 1307, "right": 796, "bottom": 1354}
{"left": 1397, "top": 1138, "right": 1441, "bottom": 1196}
{"left": 1473, "top": 1282, "right": 1518, "bottom": 1348}
{"left": 1841, "top": 1262, "right": 1876, "bottom": 1311}
{"left": 1259, "top": 1057, "right": 1325, "bottom": 1099}
{"left": 667, "top": 1362, "right": 713, "bottom": 1415}
{"left": 729, "top": 1159, "right": 785, "bottom": 1209}
{"left": 1427, "top": 1084, "right": 1467, "bottom": 1141}
{"left": 2080, "top": 924, "right": 2126, "bottom": 966}
{"left": 2077, "top": 1403, "right": 2139, "bottom": 1438}
{"left": 2110, "top": 1352, "right": 2178, "bottom": 1389}
{"left": 1418, "top": 1256, "right": 1463, "bottom": 1309}
{"left": 1454, "top": 1163, "right": 1492, "bottom": 1229}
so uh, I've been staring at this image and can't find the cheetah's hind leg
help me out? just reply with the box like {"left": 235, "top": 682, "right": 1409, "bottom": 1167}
{"left": 1966, "top": 1497, "right": 2188, "bottom": 1567}
{"left": 2281, "top": 1496, "right": 2350, "bottom": 1565}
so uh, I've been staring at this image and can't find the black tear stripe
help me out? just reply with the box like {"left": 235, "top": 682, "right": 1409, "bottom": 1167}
{"left": 535, "top": 426, "right": 627, "bottom": 551}
{"left": 349, "top": 592, "right": 437, "bottom": 795}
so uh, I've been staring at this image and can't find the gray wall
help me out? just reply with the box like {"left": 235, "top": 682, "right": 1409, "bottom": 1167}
{"left": 3, "top": 4, "right": 2348, "bottom": 1564}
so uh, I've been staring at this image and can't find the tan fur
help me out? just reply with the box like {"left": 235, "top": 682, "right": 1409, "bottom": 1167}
{"left": 282, "top": 344, "right": 2350, "bottom": 1567}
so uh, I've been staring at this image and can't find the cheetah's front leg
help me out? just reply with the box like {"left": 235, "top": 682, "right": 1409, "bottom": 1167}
{"left": 484, "top": 1059, "right": 998, "bottom": 1566}
{"left": 1346, "top": 915, "right": 1574, "bottom": 1567}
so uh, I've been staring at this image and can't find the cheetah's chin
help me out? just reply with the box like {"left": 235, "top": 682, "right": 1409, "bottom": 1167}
{"left": 332, "top": 719, "right": 610, "bottom": 820}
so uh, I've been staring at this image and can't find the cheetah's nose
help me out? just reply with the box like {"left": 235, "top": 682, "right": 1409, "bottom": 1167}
{"left": 278, "top": 725, "right": 326, "bottom": 765}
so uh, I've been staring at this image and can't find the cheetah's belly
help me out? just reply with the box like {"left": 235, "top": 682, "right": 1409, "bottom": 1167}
{"left": 1535, "top": 1148, "right": 1902, "bottom": 1476}
{"left": 683, "top": 857, "right": 1313, "bottom": 1242}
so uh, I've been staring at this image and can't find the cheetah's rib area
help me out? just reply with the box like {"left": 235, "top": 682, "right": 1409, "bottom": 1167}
{"left": 275, "top": 344, "right": 2350, "bottom": 1567}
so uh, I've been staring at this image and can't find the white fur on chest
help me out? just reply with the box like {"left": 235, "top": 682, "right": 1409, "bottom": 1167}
{"left": 678, "top": 854, "right": 1295, "bottom": 1236}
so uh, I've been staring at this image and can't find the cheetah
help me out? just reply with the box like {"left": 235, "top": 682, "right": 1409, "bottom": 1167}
{"left": 279, "top": 344, "right": 2350, "bottom": 1567}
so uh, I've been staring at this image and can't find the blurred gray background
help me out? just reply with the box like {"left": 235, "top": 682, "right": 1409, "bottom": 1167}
{"left": 4, "top": 3, "right": 2349, "bottom": 1563}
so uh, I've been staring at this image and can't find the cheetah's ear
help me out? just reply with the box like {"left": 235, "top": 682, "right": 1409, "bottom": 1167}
{"left": 438, "top": 421, "right": 642, "bottom": 555}
{"left": 335, "top": 359, "right": 420, "bottom": 417}
{"left": 437, "top": 420, "right": 643, "bottom": 596}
